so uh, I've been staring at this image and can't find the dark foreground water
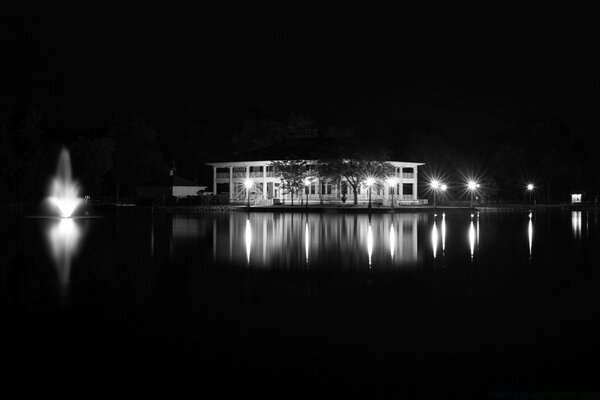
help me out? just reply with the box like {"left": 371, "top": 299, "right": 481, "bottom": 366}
{"left": 1, "top": 210, "right": 599, "bottom": 398}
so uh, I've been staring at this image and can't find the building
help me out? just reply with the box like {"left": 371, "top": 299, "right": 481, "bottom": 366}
{"left": 137, "top": 171, "right": 207, "bottom": 199}
{"left": 206, "top": 160, "right": 425, "bottom": 206}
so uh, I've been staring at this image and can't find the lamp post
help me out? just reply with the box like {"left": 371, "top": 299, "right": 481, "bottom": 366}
{"left": 304, "top": 178, "right": 311, "bottom": 208}
{"left": 527, "top": 183, "right": 534, "bottom": 207}
{"left": 366, "top": 177, "right": 375, "bottom": 209}
{"left": 440, "top": 184, "right": 447, "bottom": 206}
{"left": 387, "top": 177, "right": 398, "bottom": 211}
{"left": 431, "top": 180, "right": 440, "bottom": 208}
{"left": 467, "top": 180, "right": 480, "bottom": 208}
{"left": 244, "top": 178, "right": 253, "bottom": 209}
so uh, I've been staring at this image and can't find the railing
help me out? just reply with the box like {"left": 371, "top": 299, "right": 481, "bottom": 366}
{"left": 402, "top": 173, "right": 415, "bottom": 179}
{"left": 216, "top": 172, "right": 230, "bottom": 179}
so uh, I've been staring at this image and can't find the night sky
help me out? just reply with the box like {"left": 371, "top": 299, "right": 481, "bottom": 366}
{"left": 2, "top": 2, "right": 599, "bottom": 138}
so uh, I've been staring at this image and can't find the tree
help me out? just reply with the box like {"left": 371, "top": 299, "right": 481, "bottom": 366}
{"left": 70, "top": 137, "right": 115, "bottom": 197}
{"left": 320, "top": 159, "right": 394, "bottom": 205}
{"left": 270, "top": 159, "right": 307, "bottom": 206}
{"left": 107, "top": 113, "right": 168, "bottom": 198}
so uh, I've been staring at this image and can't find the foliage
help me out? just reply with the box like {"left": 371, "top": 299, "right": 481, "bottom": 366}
{"left": 270, "top": 159, "right": 308, "bottom": 205}
{"left": 319, "top": 159, "right": 394, "bottom": 205}
{"left": 70, "top": 137, "right": 115, "bottom": 197}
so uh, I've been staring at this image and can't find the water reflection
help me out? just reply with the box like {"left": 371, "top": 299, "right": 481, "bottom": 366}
{"left": 245, "top": 218, "right": 252, "bottom": 265}
{"left": 441, "top": 213, "right": 446, "bottom": 254}
{"left": 469, "top": 214, "right": 475, "bottom": 261}
{"left": 528, "top": 213, "right": 533, "bottom": 259}
{"left": 389, "top": 222, "right": 395, "bottom": 260}
{"left": 305, "top": 218, "right": 309, "bottom": 264}
{"left": 431, "top": 215, "right": 438, "bottom": 259}
{"left": 209, "top": 213, "right": 422, "bottom": 269}
{"left": 367, "top": 220, "right": 373, "bottom": 268}
{"left": 572, "top": 211, "right": 582, "bottom": 238}
{"left": 46, "top": 218, "right": 82, "bottom": 288}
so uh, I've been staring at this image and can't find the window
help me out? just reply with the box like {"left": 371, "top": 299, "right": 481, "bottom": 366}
{"left": 403, "top": 183, "right": 413, "bottom": 195}
{"left": 321, "top": 183, "right": 332, "bottom": 195}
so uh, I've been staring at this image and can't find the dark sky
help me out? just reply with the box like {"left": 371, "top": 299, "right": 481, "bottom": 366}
{"left": 2, "top": 2, "right": 599, "bottom": 137}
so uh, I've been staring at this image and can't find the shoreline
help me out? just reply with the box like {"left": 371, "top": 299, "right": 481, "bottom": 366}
{"left": 2, "top": 202, "right": 598, "bottom": 215}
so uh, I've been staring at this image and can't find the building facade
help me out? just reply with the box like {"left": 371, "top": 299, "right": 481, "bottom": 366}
{"left": 207, "top": 160, "right": 425, "bottom": 206}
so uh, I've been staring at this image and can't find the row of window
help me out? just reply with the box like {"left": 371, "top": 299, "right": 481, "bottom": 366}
{"left": 217, "top": 166, "right": 415, "bottom": 174}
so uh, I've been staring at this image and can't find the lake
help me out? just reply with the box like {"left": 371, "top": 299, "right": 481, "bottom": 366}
{"left": 1, "top": 209, "right": 599, "bottom": 398}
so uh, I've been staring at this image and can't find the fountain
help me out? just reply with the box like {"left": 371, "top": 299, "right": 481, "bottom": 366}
{"left": 44, "top": 148, "right": 84, "bottom": 295}
{"left": 47, "top": 148, "right": 82, "bottom": 218}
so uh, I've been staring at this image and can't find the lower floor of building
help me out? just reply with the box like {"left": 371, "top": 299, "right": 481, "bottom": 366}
{"left": 215, "top": 178, "right": 426, "bottom": 206}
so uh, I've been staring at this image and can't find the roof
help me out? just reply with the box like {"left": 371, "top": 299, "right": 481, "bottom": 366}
{"left": 207, "top": 137, "right": 425, "bottom": 165}
{"left": 139, "top": 175, "right": 206, "bottom": 188}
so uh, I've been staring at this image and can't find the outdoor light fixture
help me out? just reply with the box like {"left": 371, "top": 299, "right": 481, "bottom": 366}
{"left": 467, "top": 180, "right": 480, "bottom": 208}
{"left": 526, "top": 183, "right": 535, "bottom": 207}
{"left": 365, "top": 177, "right": 375, "bottom": 209}
{"left": 387, "top": 177, "right": 398, "bottom": 210}
{"left": 244, "top": 178, "right": 253, "bottom": 208}
{"left": 430, "top": 179, "right": 445, "bottom": 208}
{"left": 304, "top": 178, "right": 311, "bottom": 208}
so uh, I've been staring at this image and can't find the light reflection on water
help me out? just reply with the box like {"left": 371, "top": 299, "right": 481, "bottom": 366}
{"left": 208, "top": 213, "right": 423, "bottom": 269}
{"left": 572, "top": 211, "right": 582, "bottom": 238}
{"left": 46, "top": 218, "right": 83, "bottom": 287}
{"left": 469, "top": 214, "right": 475, "bottom": 262}
{"left": 528, "top": 213, "right": 533, "bottom": 259}
{"left": 441, "top": 213, "right": 446, "bottom": 253}
{"left": 431, "top": 216, "right": 438, "bottom": 259}
{"left": 367, "top": 220, "right": 373, "bottom": 268}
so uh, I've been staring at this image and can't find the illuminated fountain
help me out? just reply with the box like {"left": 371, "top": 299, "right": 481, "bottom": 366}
{"left": 47, "top": 148, "right": 82, "bottom": 218}
{"left": 45, "top": 148, "right": 84, "bottom": 292}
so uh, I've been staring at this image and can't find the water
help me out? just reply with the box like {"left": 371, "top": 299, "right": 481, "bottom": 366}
{"left": 0, "top": 210, "right": 599, "bottom": 397}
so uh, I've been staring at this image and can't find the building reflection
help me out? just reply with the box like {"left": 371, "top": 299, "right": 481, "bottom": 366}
{"left": 431, "top": 215, "right": 438, "bottom": 259}
{"left": 572, "top": 211, "right": 582, "bottom": 238}
{"left": 208, "top": 213, "right": 422, "bottom": 269}
{"left": 46, "top": 218, "right": 83, "bottom": 288}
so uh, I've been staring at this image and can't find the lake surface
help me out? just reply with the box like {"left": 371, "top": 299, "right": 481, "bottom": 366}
{"left": 1, "top": 210, "right": 599, "bottom": 398}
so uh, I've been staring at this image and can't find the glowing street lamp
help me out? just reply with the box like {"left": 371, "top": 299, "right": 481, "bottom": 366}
{"left": 526, "top": 183, "right": 534, "bottom": 207}
{"left": 467, "top": 180, "right": 480, "bottom": 208}
{"left": 365, "top": 177, "right": 375, "bottom": 209}
{"left": 304, "top": 178, "right": 311, "bottom": 208}
{"left": 430, "top": 179, "right": 444, "bottom": 208}
{"left": 387, "top": 177, "right": 398, "bottom": 210}
{"left": 244, "top": 178, "right": 253, "bottom": 208}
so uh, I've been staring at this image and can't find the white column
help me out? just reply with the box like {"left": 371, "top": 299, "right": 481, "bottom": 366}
{"left": 213, "top": 167, "right": 217, "bottom": 195}
{"left": 229, "top": 167, "right": 233, "bottom": 202}
{"left": 413, "top": 166, "right": 418, "bottom": 200}
{"left": 262, "top": 164, "right": 267, "bottom": 199}
{"left": 246, "top": 166, "right": 250, "bottom": 203}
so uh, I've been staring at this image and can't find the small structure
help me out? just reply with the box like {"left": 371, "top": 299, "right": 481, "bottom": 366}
{"left": 570, "top": 191, "right": 583, "bottom": 204}
{"left": 137, "top": 171, "right": 207, "bottom": 199}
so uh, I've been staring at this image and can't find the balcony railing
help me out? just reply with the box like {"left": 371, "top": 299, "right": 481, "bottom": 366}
{"left": 402, "top": 173, "right": 415, "bottom": 179}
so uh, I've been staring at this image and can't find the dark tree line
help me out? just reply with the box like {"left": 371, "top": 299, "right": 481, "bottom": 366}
{"left": 1, "top": 101, "right": 598, "bottom": 204}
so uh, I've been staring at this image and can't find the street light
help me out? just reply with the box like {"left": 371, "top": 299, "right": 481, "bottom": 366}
{"left": 527, "top": 183, "right": 534, "bottom": 207}
{"left": 244, "top": 178, "right": 253, "bottom": 208}
{"left": 365, "top": 177, "right": 375, "bottom": 209}
{"left": 387, "top": 177, "right": 398, "bottom": 210}
{"left": 304, "top": 178, "right": 311, "bottom": 208}
{"left": 467, "top": 180, "right": 480, "bottom": 208}
{"left": 431, "top": 179, "right": 440, "bottom": 208}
